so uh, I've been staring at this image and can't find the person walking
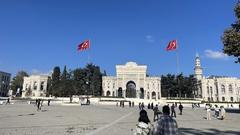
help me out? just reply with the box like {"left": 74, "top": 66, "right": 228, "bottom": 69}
{"left": 151, "top": 102, "right": 154, "bottom": 110}
{"left": 179, "top": 103, "right": 183, "bottom": 115}
{"left": 135, "top": 110, "right": 152, "bottom": 135}
{"left": 48, "top": 99, "right": 51, "bottom": 106}
{"left": 219, "top": 106, "right": 226, "bottom": 120}
{"left": 153, "top": 105, "right": 159, "bottom": 122}
{"left": 132, "top": 102, "right": 134, "bottom": 107}
{"left": 37, "top": 99, "right": 41, "bottom": 111}
{"left": 153, "top": 105, "right": 178, "bottom": 135}
{"left": 214, "top": 105, "right": 220, "bottom": 118}
{"left": 141, "top": 102, "right": 145, "bottom": 110}
{"left": 206, "top": 105, "right": 211, "bottom": 120}
{"left": 171, "top": 104, "right": 176, "bottom": 118}
{"left": 6, "top": 98, "right": 10, "bottom": 104}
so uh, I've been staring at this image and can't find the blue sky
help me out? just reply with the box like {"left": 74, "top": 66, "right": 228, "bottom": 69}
{"left": 0, "top": 0, "right": 239, "bottom": 77}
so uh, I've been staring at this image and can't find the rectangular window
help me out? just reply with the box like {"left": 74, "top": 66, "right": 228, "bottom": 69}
{"left": 40, "top": 82, "right": 44, "bottom": 91}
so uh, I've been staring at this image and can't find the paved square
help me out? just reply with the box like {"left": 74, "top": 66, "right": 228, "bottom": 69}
{"left": 0, "top": 103, "right": 240, "bottom": 135}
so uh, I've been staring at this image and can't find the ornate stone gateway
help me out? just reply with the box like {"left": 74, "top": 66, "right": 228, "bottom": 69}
{"left": 126, "top": 81, "right": 136, "bottom": 98}
{"left": 102, "top": 62, "right": 161, "bottom": 99}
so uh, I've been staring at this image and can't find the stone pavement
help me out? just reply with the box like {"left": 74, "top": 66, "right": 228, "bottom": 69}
{"left": 0, "top": 103, "right": 240, "bottom": 135}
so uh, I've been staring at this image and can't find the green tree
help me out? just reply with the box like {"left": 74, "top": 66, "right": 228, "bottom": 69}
{"left": 49, "top": 66, "right": 61, "bottom": 96}
{"left": 161, "top": 74, "right": 176, "bottom": 97}
{"left": 10, "top": 71, "right": 29, "bottom": 96}
{"left": 86, "top": 63, "right": 103, "bottom": 96}
{"left": 222, "top": 2, "right": 240, "bottom": 63}
{"left": 59, "top": 66, "right": 74, "bottom": 97}
{"left": 161, "top": 74, "right": 198, "bottom": 98}
{"left": 73, "top": 68, "right": 88, "bottom": 95}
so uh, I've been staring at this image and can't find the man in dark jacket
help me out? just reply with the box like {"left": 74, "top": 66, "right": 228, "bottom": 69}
{"left": 179, "top": 103, "right": 183, "bottom": 115}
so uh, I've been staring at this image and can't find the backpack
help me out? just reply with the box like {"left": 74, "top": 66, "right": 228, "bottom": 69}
{"left": 135, "top": 122, "right": 151, "bottom": 135}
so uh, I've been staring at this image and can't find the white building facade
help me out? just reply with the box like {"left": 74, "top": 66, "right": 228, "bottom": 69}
{"left": 22, "top": 75, "right": 49, "bottom": 98}
{"left": 102, "top": 62, "right": 161, "bottom": 100}
{"left": 194, "top": 55, "right": 240, "bottom": 102}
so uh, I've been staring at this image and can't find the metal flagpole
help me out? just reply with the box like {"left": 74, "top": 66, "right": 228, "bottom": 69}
{"left": 176, "top": 40, "right": 180, "bottom": 75}
{"left": 87, "top": 40, "right": 94, "bottom": 96}
{"left": 88, "top": 39, "right": 91, "bottom": 64}
{"left": 176, "top": 40, "right": 180, "bottom": 98}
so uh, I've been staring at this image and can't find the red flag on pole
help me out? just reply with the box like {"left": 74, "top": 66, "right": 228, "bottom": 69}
{"left": 77, "top": 40, "right": 90, "bottom": 51}
{"left": 166, "top": 40, "right": 177, "bottom": 51}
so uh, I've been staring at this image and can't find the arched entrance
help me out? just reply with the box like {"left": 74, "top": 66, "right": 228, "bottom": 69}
{"left": 118, "top": 87, "right": 123, "bottom": 97}
{"left": 126, "top": 81, "right": 136, "bottom": 98}
{"left": 106, "top": 91, "right": 111, "bottom": 96}
{"left": 152, "top": 91, "right": 156, "bottom": 99}
{"left": 140, "top": 88, "right": 144, "bottom": 99}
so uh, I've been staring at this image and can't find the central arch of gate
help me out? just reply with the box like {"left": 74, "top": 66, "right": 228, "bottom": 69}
{"left": 125, "top": 81, "right": 136, "bottom": 98}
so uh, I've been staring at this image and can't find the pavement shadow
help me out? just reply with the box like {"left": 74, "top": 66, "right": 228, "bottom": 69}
{"left": 179, "top": 128, "right": 240, "bottom": 135}
{"left": 18, "top": 113, "right": 35, "bottom": 117}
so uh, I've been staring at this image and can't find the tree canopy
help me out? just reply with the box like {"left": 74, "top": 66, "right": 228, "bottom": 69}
{"left": 161, "top": 74, "right": 198, "bottom": 98}
{"left": 10, "top": 71, "right": 29, "bottom": 95}
{"left": 48, "top": 63, "right": 103, "bottom": 97}
{"left": 222, "top": 2, "right": 240, "bottom": 63}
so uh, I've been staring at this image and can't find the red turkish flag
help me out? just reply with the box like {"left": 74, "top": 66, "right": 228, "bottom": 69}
{"left": 166, "top": 40, "right": 177, "bottom": 51}
{"left": 78, "top": 40, "right": 90, "bottom": 51}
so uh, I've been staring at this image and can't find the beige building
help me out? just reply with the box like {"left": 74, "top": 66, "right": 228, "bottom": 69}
{"left": 0, "top": 71, "right": 11, "bottom": 97}
{"left": 102, "top": 62, "right": 161, "bottom": 100}
{"left": 22, "top": 75, "right": 49, "bottom": 98}
{"left": 194, "top": 55, "right": 240, "bottom": 102}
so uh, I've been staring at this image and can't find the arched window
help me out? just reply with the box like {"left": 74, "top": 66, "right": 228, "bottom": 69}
{"left": 33, "top": 81, "right": 37, "bottom": 90}
{"left": 147, "top": 92, "right": 150, "bottom": 99}
{"left": 208, "top": 97, "right": 210, "bottom": 101}
{"left": 106, "top": 91, "right": 111, "bottom": 96}
{"left": 230, "top": 97, "right": 234, "bottom": 102}
{"left": 221, "top": 85, "right": 225, "bottom": 94}
{"left": 40, "top": 82, "right": 44, "bottom": 91}
{"left": 207, "top": 87, "right": 209, "bottom": 94}
{"left": 210, "top": 87, "right": 213, "bottom": 94}
{"left": 158, "top": 92, "right": 160, "bottom": 99}
{"left": 25, "top": 84, "right": 28, "bottom": 90}
{"left": 112, "top": 91, "right": 115, "bottom": 97}
{"left": 229, "top": 84, "right": 233, "bottom": 93}
{"left": 222, "top": 97, "right": 225, "bottom": 102}
{"left": 118, "top": 88, "right": 122, "bottom": 97}
{"left": 152, "top": 91, "right": 156, "bottom": 99}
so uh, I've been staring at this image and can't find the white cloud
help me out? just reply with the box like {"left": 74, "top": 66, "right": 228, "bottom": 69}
{"left": 31, "top": 69, "right": 52, "bottom": 75}
{"left": 204, "top": 49, "right": 229, "bottom": 60}
{"left": 145, "top": 35, "right": 155, "bottom": 43}
{"left": 31, "top": 69, "right": 41, "bottom": 74}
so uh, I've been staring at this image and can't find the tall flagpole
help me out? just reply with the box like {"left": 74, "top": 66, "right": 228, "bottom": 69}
{"left": 176, "top": 40, "right": 180, "bottom": 75}
{"left": 87, "top": 39, "right": 94, "bottom": 96}
{"left": 176, "top": 40, "right": 180, "bottom": 98}
{"left": 88, "top": 39, "right": 91, "bottom": 64}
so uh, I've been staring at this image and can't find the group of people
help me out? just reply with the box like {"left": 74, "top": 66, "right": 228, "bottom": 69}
{"left": 134, "top": 102, "right": 185, "bottom": 135}
{"left": 117, "top": 101, "right": 134, "bottom": 108}
{"left": 192, "top": 103, "right": 201, "bottom": 109}
{"left": 35, "top": 99, "right": 51, "bottom": 111}
{"left": 135, "top": 105, "right": 178, "bottom": 135}
{"left": 139, "top": 102, "right": 145, "bottom": 110}
{"left": 206, "top": 104, "right": 226, "bottom": 120}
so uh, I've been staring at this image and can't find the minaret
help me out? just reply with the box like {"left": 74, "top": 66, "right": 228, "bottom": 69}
{"left": 194, "top": 53, "right": 203, "bottom": 97}
{"left": 194, "top": 53, "right": 203, "bottom": 80}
